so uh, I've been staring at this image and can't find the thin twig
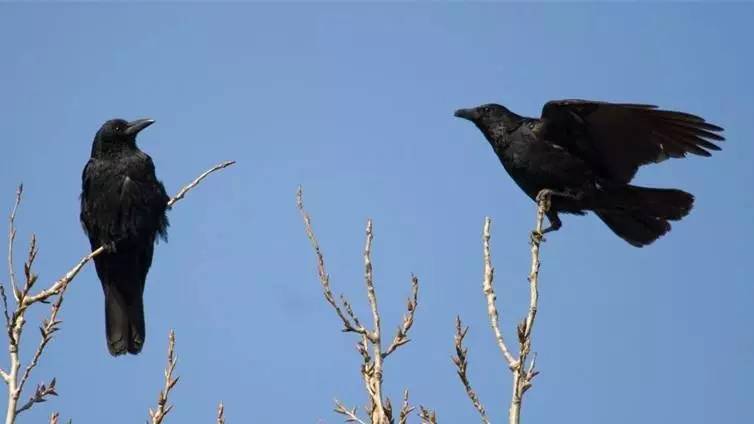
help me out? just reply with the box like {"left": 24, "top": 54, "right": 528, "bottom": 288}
{"left": 452, "top": 317, "right": 490, "bottom": 424}
{"left": 482, "top": 218, "right": 516, "bottom": 368}
{"left": 7, "top": 185, "right": 22, "bottom": 303}
{"left": 334, "top": 400, "right": 368, "bottom": 424}
{"left": 398, "top": 389, "right": 414, "bottom": 424}
{"left": 148, "top": 331, "right": 179, "bottom": 424}
{"left": 298, "top": 188, "right": 426, "bottom": 424}
{"left": 383, "top": 276, "right": 419, "bottom": 358}
{"left": 216, "top": 402, "right": 225, "bottom": 424}
{"left": 505, "top": 191, "right": 548, "bottom": 423}
{"left": 296, "top": 187, "right": 369, "bottom": 337}
{"left": 418, "top": 407, "right": 438, "bottom": 424}
{"left": 361, "top": 219, "right": 388, "bottom": 424}
{"left": 167, "top": 160, "right": 235, "bottom": 208}
{"left": 454, "top": 192, "right": 549, "bottom": 424}
{"left": 16, "top": 295, "right": 64, "bottom": 406}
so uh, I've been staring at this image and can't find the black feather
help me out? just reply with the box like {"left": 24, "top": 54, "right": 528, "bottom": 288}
{"left": 80, "top": 118, "right": 169, "bottom": 355}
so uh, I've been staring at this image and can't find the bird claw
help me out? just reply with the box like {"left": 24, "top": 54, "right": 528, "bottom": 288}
{"left": 530, "top": 230, "right": 546, "bottom": 244}
{"left": 536, "top": 189, "right": 553, "bottom": 203}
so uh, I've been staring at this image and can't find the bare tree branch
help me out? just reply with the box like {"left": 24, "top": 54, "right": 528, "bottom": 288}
{"left": 398, "top": 389, "right": 415, "bottom": 424}
{"left": 482, "top": 218, "right": 516, "bottom": 368}
{"left": 383, "top": 276, "right": 418, "bottom": 358}
{"left": 454, "top": 190, "right": 550, "bottom": 424}
{"left": 149, "top": 330, "right": 179, "bottom": 424}
{"left": 297, "top": 188, "right": 428, "bottom": 424}
{"left": 216, "top": 402, "right": 225, "bottom": 424}
{"left": 334, "top": 400, "right": 369, "bottom": 424}
{"left": 451, "top": 317, "right": 489, "bottom": 424}
{"left": 167, "top": 160, "right": 235, "bottom": 208}
{"left": 418, "top": 407, "right": 437, "bottom": 424}
{"left": 7, "top": 185, "right": 22, "bottom": 303}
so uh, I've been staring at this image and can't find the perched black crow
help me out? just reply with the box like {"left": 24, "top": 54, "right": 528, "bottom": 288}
{"left": 455, "top": 100, "right": 724, "bottom": 247}
{"left": 80, "top": 118, "right": 169, "bottom": 355}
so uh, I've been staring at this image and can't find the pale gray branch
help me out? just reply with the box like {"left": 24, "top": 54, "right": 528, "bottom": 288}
{"left": 298, "top": 188, "right": 428, "bottom": 424}
{"left": 148, "top": 330, "right": 179, "bottom": 424}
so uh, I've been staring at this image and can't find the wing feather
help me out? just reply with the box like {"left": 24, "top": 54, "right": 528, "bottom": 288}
{"left": 540, "top": 99, "right": 724, "bottom": 183}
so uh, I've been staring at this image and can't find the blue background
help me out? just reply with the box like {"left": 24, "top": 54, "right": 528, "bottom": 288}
{"left": 1, "top": 3, "right": 752, "bottom": 423}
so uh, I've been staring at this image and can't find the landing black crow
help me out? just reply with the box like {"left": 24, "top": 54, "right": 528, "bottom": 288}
{"left": 455, "top": 100, "right": 724, "bottom": 246}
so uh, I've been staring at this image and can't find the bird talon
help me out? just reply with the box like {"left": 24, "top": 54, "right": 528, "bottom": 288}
{"left": 530, "top": 230, "right": 545, "bottom": 244}
{"left": 536, "top": 189, "right": 553, "bottom": 203}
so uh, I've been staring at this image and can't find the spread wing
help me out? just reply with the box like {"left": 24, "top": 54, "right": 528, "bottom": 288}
{"left": 539, "top": 99, "right": 724, "bottom": 183}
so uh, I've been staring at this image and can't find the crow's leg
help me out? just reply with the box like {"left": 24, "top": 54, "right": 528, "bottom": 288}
{"left": 542, "top": 210, "right": 562, "bottom": 234}
{"left": 536, "top": 188, "right": 583, "bottom": 203}
{"left": 530, "top": 210, "right": 561, "bottom": 244}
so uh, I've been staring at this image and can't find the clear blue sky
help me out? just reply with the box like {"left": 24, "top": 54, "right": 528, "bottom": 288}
{"left": 1, "top": 3, "right": 752, "bottom": 423}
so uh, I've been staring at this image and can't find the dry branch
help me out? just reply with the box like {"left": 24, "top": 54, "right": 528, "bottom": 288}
{"left": 451, "top": 317, "right": 489, "bottom": 424}
{"left": 454, "top": 190, "right": 551, "bottom": 424}
{"left": 297, "top": 187, "right": 428, "bottom": 424}
{"left": 149, "top": 331, "right": 179, "bottom": 424}
{"left": 216, "top": 402, "right": 225, "bottom": 424}
{"left": 1, "top": 160, "right": 234, "bottom": 424}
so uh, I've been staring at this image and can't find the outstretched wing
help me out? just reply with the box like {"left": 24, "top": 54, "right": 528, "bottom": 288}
{"left": 539, "top": 99, "right": 724, "bottom": 183}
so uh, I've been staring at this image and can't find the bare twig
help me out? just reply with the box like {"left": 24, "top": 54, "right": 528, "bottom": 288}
{"left": 418, "top": 407, "right": 437, "bottom": 424}
{"left": 383, "top": 276, "right": 418, "bottom": 358}
{"left": 216, "top": 402, "right": 225, "bottom": 424}
{"left": 7, "top": 185, "right": 22, "bottom": 303}
{"left": 334, "top": 400, "right": 368, "bottom": 424}
{"left": 482, "top": 218, "right": 516, "bottom": 368}
{"left": 17, "top": 295, "right": 64, "bottom": 403}
{"left": 451, "top": 317, "right": 490, "bottom": 424}
{"left": 361, "top": 220, "right": 388, "bottom": 424}
{"left": 506, "top": 191, "right": 548, "bottom": 423}
{"left": 296, "top": 187, "right": 369, "bottom": 337}
{"left": 1, "top": 160, "right": 234, "bottom": 423}
{"left": 398, "top": 389, "right": 414, "bottom": 424}
{"left": 49, "top": 412, "right": 59, "bottom": 424}
{"left": 148, "top": 331, "right": 179, "bottom": 424}
{"left": 167, "top": 160, "right": 235, "bottom": 207}
{"left": 454, "top": 191, "right": 549, "bottom": 424}
{"left": 297, "top": 188, "right": 427, "bottom": 424}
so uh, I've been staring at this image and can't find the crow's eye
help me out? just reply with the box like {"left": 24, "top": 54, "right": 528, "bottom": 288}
{"left": 483, "top": 107, "right": 490, "bottom": 113}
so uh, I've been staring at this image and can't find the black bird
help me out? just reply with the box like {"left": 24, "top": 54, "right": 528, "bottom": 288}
{"left": 455, "top": 100, "right": 724, "bottom": 247}
{"left": 80, "top": 118, "right": 169, "bottom": 355}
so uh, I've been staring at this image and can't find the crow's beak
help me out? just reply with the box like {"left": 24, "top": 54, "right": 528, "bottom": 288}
{"left": 124, "top": 118, "right": 155, "bottom": 136}
{"left": 454, "top": 108, "right": 478, "bottom": 121}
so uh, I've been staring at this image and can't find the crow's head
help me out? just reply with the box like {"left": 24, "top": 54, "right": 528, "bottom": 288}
{"left": 454, "top": 104, "right": 516, "bottom": 128}
{"left": 91, "top": 118, "right": 154, "bottom": 157}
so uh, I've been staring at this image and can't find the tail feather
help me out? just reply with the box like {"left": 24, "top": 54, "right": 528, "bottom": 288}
{"left": 595, "top": 185, "right": 694, "bottom": 247}
{"left": 105, "top": 286, "right": 145, "bottom": 356}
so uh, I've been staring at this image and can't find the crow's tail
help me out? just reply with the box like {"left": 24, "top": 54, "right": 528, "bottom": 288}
{"left": 104, "top": 284, "right": 145, "bottom": 356}
{"left": 595, "top": 185, "right": 694, "bottom": 247}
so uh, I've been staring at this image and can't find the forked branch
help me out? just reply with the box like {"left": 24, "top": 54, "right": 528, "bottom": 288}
{"left": 454, "top": 190, "right": 550, "bottom": 424}
{"left": 297, "top": 187, "right": 429, "bottom": 424}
